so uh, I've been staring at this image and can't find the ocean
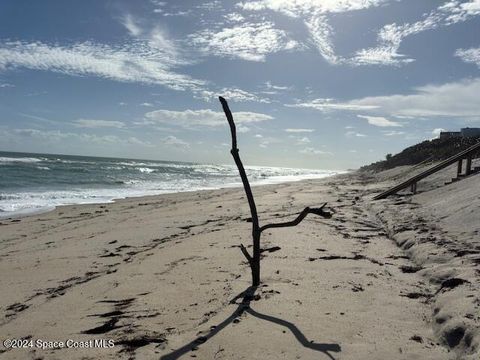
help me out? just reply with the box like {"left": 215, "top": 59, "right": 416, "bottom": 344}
{"left": 0, "top": 151, "right": 341, "bottom": 218}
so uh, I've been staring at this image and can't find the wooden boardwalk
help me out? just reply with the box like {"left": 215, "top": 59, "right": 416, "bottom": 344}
{"left": 374, "top": 141, "right": 480, "bottom": 200}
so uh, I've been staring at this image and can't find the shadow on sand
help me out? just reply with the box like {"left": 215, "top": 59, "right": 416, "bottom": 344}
{"left": 160, "top": 286, "right": 341, "bottom": 360}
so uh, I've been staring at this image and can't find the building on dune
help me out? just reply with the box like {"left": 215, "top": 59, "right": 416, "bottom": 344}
{"left": 439, "top": 128, "right": 480, "bottom": 139}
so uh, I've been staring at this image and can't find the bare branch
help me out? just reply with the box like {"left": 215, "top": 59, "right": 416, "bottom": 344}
{"left": 259, "top": 204, "right": 331, "bottom": 233}
{"left": 219, "top": 96, "right": 332, "bottom": 286}
{"left": 240, "top": 244, "right": 253, "bottom": 265}
{"left": 219, "top": 96, "right": 259, "bottom": 232}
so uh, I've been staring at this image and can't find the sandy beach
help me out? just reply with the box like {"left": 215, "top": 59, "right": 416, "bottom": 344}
{"left": 0, "top": 166, "right": 479, "bottom": 360}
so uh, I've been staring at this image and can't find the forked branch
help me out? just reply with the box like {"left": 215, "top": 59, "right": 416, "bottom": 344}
{"left": 259, "top": 204, "right": 331, "bottom": 233}
{"left": 240, "top": 244, "right": 253, "bottom": 265}
{"left": 219, "top": 96, "right": 332, "bottom": 286}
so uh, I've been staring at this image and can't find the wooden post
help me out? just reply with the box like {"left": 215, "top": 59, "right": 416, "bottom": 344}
{"left": 457, "top": 159, "right": 463, "bottom": 175}
{"left": 466, "top": 156, "right": 472, "bottom": 175}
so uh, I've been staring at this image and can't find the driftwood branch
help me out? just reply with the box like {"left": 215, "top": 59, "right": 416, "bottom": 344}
{"left": 239, "top": 244, "right": 253, "bottom": 264}
{"left": 259, "top": 203, "right": 331, "bottom": 233}
{"left": 219, "top": 96, "right": 261, "bottom": 285}
{"left": 219, "top": 96, "right": 332, "bottom": 286}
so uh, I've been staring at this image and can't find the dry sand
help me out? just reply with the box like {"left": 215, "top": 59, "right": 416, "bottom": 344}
{"left": 0, "top": 166, "right": 478, "bottom": 359}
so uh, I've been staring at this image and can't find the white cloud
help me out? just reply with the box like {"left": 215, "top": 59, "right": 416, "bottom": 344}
{"left": 357, "top": 114, "right": 402, "bottom": 127}
{"left": 224, "top": 12, "right": 245, "bottom": 23}
{"left": 197, "top": 87, "right": 271, "bottom": 103}
{"left": 237, "top": 0, "right": 386, "bottom": 16}
{"left": 353, "top": 1, "right": 480, "bottom": 66}
{"left": 348, "top": 78, "right": 480, "bottom": 118}
{"left": 161, "top": 135, "right": 189, "bottom": 148}
{"left": 455, "top": 47, "right": 480, "bottom": 67}
{"left": 73, "top": 119, "right": 126, "bottom": 128}
{"left": 237, "top": 0, "right": 480, "bottom": 66}
{"left": 345, "top": 131, "right": 366, "bottom": 137}
{"left": 0, "top": 82, "right": 14, "bottom": 88}
{"left": 441, "top": 0, "right": 480, "bottom": 24}
{"left": 284, "top": 128, "right": 314, "bottom": 133}
{"left": 161, "top": 10, "right": 192, "bottom": 17}
{"left": 296, "top": 136, "right": 311, "bottom": 144}
{"left": 143, "top": 108, "right": 273, "bottom": 129}
{"left": 286, "top": 98, "right": 378, "bottom": 111}
{"left": 238, "top": 0, "right": 387, "bottom": 65}
{"left": 383, "top": 130, "right": 405, "bottom": 136}
{"left": 6, "top": 128, "right": 152, "bottom": 147}
{"left": 0, "top": 40, "right": 203, "bottom": 91}
{"left": 299, "top": 147, "right": 332, "bottom": 155}
{"left": 121, "top": 14, "right": 143, "bottom": 36}
{"left": 291, "top": 78, "right": 480, "bottom": 120}
{"left": 237, "top": 125, "right": 250, "bottom": 133}
{"left": 263, "top": 81, "right": 291, "bottom": 93}
{"left": 432, "top": 128, "right": 445, "bottom": 138}
{"left": 353, "top": 14, "right": 442, "bottom": 66}
{"left": 304, "top": 15, "right": 341, "bottom": 65}
{"left": 140, "top": 102, "right": 154, "bottom": 107}
{"left": 189, "top": 22, "right": 298, "bottom": 62}
{"left": 197, "top": 1, "right": 222, "bottom": 11}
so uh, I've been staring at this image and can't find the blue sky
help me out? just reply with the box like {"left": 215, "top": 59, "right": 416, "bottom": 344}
{"left": 0, "top": 0, "right": 479, "bottom": 169}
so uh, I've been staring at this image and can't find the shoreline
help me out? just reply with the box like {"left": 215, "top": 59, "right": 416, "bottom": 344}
{"left": 0, "top": 171, "right": 346, "bottom": 220}
{"left": 1, "top": 168, "right": 478, "bottom": 359}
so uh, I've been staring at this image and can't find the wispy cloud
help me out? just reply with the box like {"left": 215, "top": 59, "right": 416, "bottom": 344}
{"left": 0, "top": 41, "right": 204, "bottom": 91}
{"left": 262, "top": 81, "right": 292, "bottom": 94}
{"left": 161, "top": 135, "right": 189, "bottom": 148}
{"left": 285, "top": 98, "right": 378, "bottom": 111}
{"left": 455, "top": 47, "right": 480, "bottom": 67}
{"left": 357, "top": 115, "right": 402, "bottom": 127}
{"left": 441, "top": 0, "right": 480, "bottom": 24}
{"left": 4, "top": 128, "right": 152, "bottom": 147}
{"left": 72, "top": 119, "right": 125, "bottom": 128}
{"left": 345, "top": 131, "right": 367, "bottom": 137}
{"left": 348, "top": 77, "right": 480, "bottom": 118}
{"left": 238, "top": 0, "right": 387, "bottom": 65}
{"left": 352, "top": 14, "right": 442, "bottom": 66}
{"left": 299, "top": 147, "right": 333, "bottom": 155}
{"left": 284, "top": 128, "right": 314, "bottom": 133}
{"left": 295, "top": 136, "right": 311, "bottom": 145}
{"left": 121, "top": 14, "right": 143, "bottom": 36}
{"left": 238, "top": 0, "right": 480, "bottom": 66}
{"left": 353, "top": 1, "right": 480, "bottom": 66}
{"left": 197, "top": 87, "right": 271, "bottom": 103}
{"left": 382, "top": 130, "right": 405, "bottom": 136}
{"left": 189, "top": 21, "right": 298, "bottom": 62}
{"left": 288, "top": 78, "right": 480, "bottom": 120}
{"left": 143, "top": 108, "right": 273, "bottom": 129}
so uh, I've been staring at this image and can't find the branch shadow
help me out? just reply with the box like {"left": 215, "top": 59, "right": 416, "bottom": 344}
{"left": 160, "top": 286, "right": 341, "bottom": 360}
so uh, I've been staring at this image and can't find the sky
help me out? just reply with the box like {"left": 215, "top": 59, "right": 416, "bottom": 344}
{"left": 0, "top": 0, "right": 479, "bottom": 170}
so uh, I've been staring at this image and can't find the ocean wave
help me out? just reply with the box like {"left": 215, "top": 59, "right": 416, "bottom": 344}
{"left": 0, "top": 153, "right": 344, "bottom": 217}
{"left": 0, "top": 156, "right": 43, "bottom": 164}
{"left": 137, "top": 167, "right": 155, "bottom": 173}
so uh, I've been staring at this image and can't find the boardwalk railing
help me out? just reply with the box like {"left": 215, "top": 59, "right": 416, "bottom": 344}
{"left": 373, "top": 141, "right": 480, "bottom": 200}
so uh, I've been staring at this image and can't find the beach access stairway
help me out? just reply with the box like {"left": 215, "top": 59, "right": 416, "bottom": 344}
{"left": 374, "top": 141, "right": 480, "bottom": 200}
